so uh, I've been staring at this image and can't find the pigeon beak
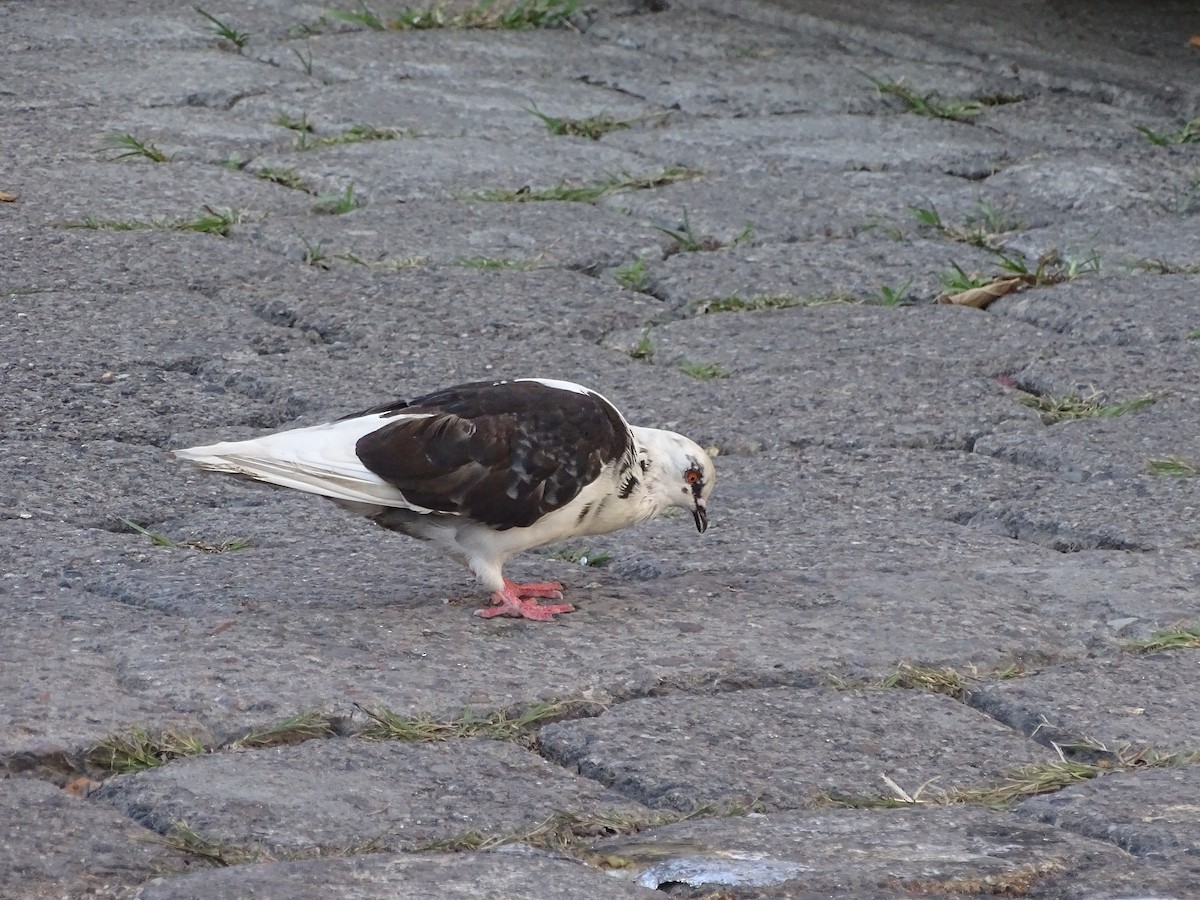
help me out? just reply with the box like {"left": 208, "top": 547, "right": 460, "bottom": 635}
{"left": 693, "top": 501, "right": 708, "bottom": 533}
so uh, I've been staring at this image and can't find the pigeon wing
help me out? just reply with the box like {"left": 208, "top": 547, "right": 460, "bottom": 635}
{"left": 354, "top": 381, "right": 634, "bottom": 530}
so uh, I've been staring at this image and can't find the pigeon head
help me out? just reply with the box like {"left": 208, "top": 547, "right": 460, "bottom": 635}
{"left": 632, "top": 427, "right": 717, "bottom": 533}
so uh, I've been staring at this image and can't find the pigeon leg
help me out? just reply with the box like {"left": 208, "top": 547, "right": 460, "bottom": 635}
{"left": 475, "top": 580, "right": 573, "bottom": 621}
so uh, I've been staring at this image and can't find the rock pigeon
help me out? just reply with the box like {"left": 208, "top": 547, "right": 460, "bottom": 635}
{"left": 175, "top": 378, "right": 716, "bottom": 621}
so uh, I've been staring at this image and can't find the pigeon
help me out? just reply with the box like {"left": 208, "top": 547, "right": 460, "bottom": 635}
{"left": 175, "top": 378, "right": 716, "bottom": 621}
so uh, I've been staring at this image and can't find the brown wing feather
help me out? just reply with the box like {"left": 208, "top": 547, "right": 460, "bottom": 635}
{"left": 352, "top": 381, "right": 633, "bottom": 529}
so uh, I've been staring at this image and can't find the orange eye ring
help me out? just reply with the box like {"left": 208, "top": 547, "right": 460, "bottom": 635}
{"left": 685, "top": 470, "right": 701, "bottom": 485}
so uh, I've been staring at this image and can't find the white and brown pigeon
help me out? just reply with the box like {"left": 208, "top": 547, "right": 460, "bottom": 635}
{"left": 175, "top": 378, "right": 716, "bottom": 621}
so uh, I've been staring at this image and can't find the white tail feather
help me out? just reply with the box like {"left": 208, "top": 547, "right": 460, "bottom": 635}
{"left": 175, "top": 413, "right": 436, "bottom": 511}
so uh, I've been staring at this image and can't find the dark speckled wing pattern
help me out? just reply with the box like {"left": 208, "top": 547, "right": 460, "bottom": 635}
{"left": 349, "top": 380, "right": 635, "bottom": 530}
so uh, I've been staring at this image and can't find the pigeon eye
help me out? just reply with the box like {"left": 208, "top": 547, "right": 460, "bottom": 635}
{"left": 685, "top": 470, "right": 701, "bottom": 485}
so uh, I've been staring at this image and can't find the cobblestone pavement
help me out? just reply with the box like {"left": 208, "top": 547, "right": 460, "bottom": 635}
{"left": 3, "top": 1, "right": 1199, "bottom": 896}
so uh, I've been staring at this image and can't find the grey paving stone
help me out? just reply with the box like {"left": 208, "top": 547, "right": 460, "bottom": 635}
{"left": 954, "top": 475, "right": 1200, "bottom": 552}
{"left": 538, "top": 686, "right": 1055, "bottom": 811}
{"left": 1, "top": 0, "right": 323, "bottom": 52}
{"left": 95, "top": 738, "right": 650, "bottom": 854}
{"left": 240, "top": 200, "right": 665, "bottom": 271}
{"left": 959, "top": 550, "right": 1200, "bottom": 647}
{"left": 10, "top": 46, "right": 312, "bottom": 110}
{"left": 248, "top": 134, "right": 646, "bottom": 204}
{"left": 992, "top": 277, "right": 1200, "bottom": 347}
{"left": 5, "top": 0, "right": 1200, "bottom": 895}
{"left": 10, "top": 159, "right": 311, "bottom": 226}
{"left": 1029, "top": 856, "right": 1200, "bottom": 900}
{"left": 589, "top": 805, "right": 1130, "bottom": 897}
{"left": 12, "top": 442, "right": 1197, "bottom": 777}
{"left": 705, "top": 0, "right": 1200, "bottom": 117}
{"left": 598, "top": 170, "right": 996, "bottom": 247}
{"left": 0, "top": 776, "right": 165, "bottom": 899}
{"left": 605, "top": 112, "right": 1018, "bottom": 178}
{"left": 973, "top": 655, "right": 1200, "bottom": 753}
{"left": 137, "top": 850, "right": 658, "bottom": 900}
{"left": 646, "top": 238, "right": 993, "bottom": 308}
{"left": 610, "top": 303, "right": 1051, "bottom": 452}
{"left": 976, "top": 154, "right": 1181, "bottom": 219}
{"left": 95, "top": 105, "right": 299, "bottom": 166}
{"left": 4, "top": 227, "right": 305, "bottom": 296}
{"left": 972, "top": 407, "right": 1200, "bottom": 487}
{"left": 971, "top": 95, "right": 1161, "bottom": 154}
{"left": 1003, "top": 219, "right": 1200, "bottom": 274}
{"left": 1018, "top": 765, "right": 1200, "bottom": 860}
{"left": 233, "top": 63, "right": 655, "bottom": 141}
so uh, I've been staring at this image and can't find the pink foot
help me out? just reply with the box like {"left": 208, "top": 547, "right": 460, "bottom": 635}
{"left": 475, "top": 579, "right": 573, "bottom": 621}
{"left": 505, "top": 579, "right": 563, "bottom": 599}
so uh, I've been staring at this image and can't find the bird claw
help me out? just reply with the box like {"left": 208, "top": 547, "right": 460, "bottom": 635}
{"left": 476, "top": 581, "right": 573, "bottom": 621}
{"left": 505, "top": 579, "right": 563, "bottom": 600}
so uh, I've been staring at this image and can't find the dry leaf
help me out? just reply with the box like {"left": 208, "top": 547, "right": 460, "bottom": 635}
{"left": 1189, "top": 34, "right": 1200, "bottom": 49}
{"left": 63, "top": 776, "right": 102, "bottom": 798}
{"left": 938, "top": 275, "right": 1033, "bottom": 309}
{"left": 0, "top": 191, "right": 18, "bottom": 202}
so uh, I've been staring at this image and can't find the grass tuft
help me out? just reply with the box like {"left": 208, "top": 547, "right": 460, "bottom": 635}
{"left": 865, "top": 74, "right": 992, "bottom": 123}
{"left": 183, "top": 206, "right": 243, "bottom": 236}
{"left": 326, "top": 1, "right": 386, "bottom": 29}
{"left": 311, "top": 183, "right": 361, "bottom": 215}
{"left": 678, "top": 360, "right": 729, "bottom": 380}
{"left": 469, "top": 167, "right": 701, "bottom": 203}
{"left": 937, "top": 249, "right": 1100, "bottom": 308}
{"left": 119, "top": 517, "right": 250, "bottom": 553}
{"left": 800, "top": 291, "right": 859, "bottom": 307}
{"left": 230, "top": 711, "right": 338, "bottom": 750}
{"left": 1128, "top": 258, "right": 1200, "bottom": 276}
{"left": 294, "top": 121, "right": 410, "bottom": 150}
{"left": 1135, "top": 116, "right": 1200, "bottom": 146}
{"left": 254, "top": 166, "right": 313, "bottom": 193}
{"left": 879, "top": 662, "right": 974, "bottom": 700}
{"left": 527, "top": 106, "right": 632, "bottom": 140}
{"left": 322, "top": 123, "right": 408, "bottom": 146}
{"left": 194, "top": 6, "right": 250, "bottom": 49}
{"left": 613, "top": 258, "right": 651, "bottom": 293}
{"left": 1017, "top": 389, "right": 1156, "bottom": 425}
{"left": 628, "top": 329, "right": 655, "bottom": 362}
{"left": 1125, "top": 622, "right": 1200, "bottom": 654}
{"left": 275, "top": 111, "right": 313, "bottom": 134}
{"left": 292, "top": 43, "right": 315, "bottom": 75}
{"left": 418, "top": 801, "right": 754, "bottom": 855}
{"left": 87, "top": 727, "right": 208, "bottom": 774}
{"left": 654, "top": 209, "right": 747, "bottom": 254}
{"left": 356, "top": 699, "right": 590, "bottom": 742}
{"left": 456, "top": 255, "right": 540, "bottom": 270}
{"left": 100, "top": 132, "right": 171, "bottom": 163}
{"left": 914, "top": 201, "right": 1022, "bottom": 249}
{"left": 1148, "top": 456, "right": 1200, "bottom": 477}
{"left": 694, "top": 293, "right": 798, "bottom": 314}
{"left": 897, "top": 861, "right": 1065, "bottom": 896}
{"left": 328, "top": 0, "right": 577, "bottom": 31}
{"left": 823, "top": 744, "right": 1196, "bottom": 811}
{"left": 152, "top": 820, "right": 390, "bottom": 868}
{"left": 947, "top": 746, "right": 1196, "bottom": 807}
{"left": 831, "top": 662, "right": 1025, "bottom": 700}
{"left": 875, "top": 280, "right": 913, "bottom": 306}
{"left": 153, "top": 821, "right": 262, "bottom": 868}
{"left": 61, "top": 208, "right": 248, "bottom": 237}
